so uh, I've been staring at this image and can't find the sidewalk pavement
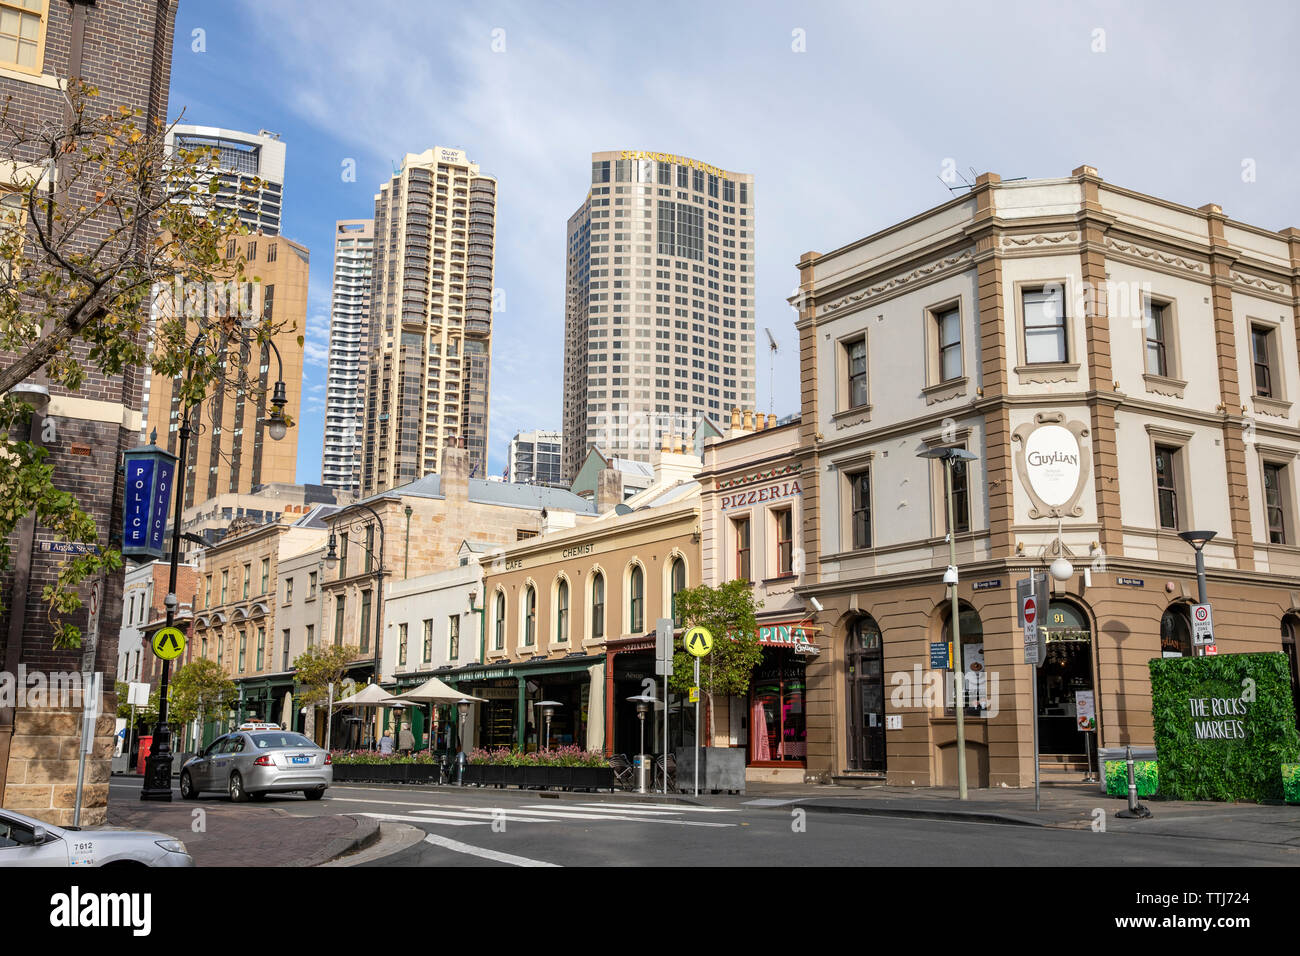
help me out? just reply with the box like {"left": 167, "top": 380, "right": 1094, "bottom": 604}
{"left": 107, "top": 802, "right": 379, "bottom": 867}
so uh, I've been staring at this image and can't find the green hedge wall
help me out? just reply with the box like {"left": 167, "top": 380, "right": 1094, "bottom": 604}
{"left": 1148, "top": 653, "right": 1300, "bottom": 802}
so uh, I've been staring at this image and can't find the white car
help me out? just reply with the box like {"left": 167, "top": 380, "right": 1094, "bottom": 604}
{"left": 0, "top": 807, "right": 193, "bottom": 867}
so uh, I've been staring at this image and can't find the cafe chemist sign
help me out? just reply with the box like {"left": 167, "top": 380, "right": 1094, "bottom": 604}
{"left": 1011, "top": 412, "right": 1091, "bottom": 519}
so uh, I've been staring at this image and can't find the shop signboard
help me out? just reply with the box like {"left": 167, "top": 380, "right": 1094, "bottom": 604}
{"left": 930, "top": 641, "right": 949, "bottom": 670}
{"left": 756, "top": 622, "right": 819, "bottom": 655}
{"left": 1075, "top": 690, "right": 1096, "bottom": 731}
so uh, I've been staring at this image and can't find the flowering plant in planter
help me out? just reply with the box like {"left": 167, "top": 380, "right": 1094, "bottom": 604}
{"left": 467, "top": 746, "right": 608, "bottom": 768}
{"left": 330, "top": 749, "right": 440, "bottom": 765}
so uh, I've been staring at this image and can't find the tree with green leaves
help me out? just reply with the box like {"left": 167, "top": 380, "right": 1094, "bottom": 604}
{"left": 168, "top": 658, "right": 236, "bottom": 728}
{"left": 667, "top": 580, "right": 763, "bottom": 743}
{"left": 0, "top": 81, "right": 295, "bottom": 648}
{"left": 293, "top": 644, "right": 362, "bottom": 709}
{"left": 114, "top": 679, "right": 158, "bottom": 725}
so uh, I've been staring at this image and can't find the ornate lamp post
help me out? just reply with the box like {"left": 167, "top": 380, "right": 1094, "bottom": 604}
{"left": 1178, "top": 530, "right": 1217, "bottom": 656}
{"left": 136, "top": 334, "right": 292, "bottom": 801}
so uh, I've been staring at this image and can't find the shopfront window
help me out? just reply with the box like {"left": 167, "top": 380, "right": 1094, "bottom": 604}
{"left": 750, "top": 652, "right": 806, "bottom": 765}
{"left": 942, "top": 603, "right": 986, "bottom": 717}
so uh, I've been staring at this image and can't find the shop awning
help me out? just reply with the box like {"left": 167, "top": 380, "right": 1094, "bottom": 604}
{"left": 390, "top": 675, "right": 489, "bottom": 705}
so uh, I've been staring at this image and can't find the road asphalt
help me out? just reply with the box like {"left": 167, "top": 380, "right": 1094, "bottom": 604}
{"left": 107, "top": 775, "right": 1300, "bottom": 867}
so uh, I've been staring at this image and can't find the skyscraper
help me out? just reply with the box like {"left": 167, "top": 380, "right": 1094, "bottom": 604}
{"left": 166, "top": 125, "right": 286, "bottom": 235}
{"left": 322, "top": 219, "right": 374, "bottom": 494}
{"left": 561, "top": 149, "right": 756, "bottom": 480}
{"left": 360, "top": 147, "right": 497, "bottom": 495}
{"left": 144, "top": 234, "right": 308, "bottom": 506}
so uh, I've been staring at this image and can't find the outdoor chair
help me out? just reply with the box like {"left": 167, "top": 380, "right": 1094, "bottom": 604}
{"left": 610, "top": 753, "right": 634, "bottom": 791}
{"left": 655, "top": 753, "right": 677, "bottom": 793}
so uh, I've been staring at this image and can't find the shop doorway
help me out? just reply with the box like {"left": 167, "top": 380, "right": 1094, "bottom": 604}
{"left": 749, "top": 650, "right": 807, "bottom": 765}
{"left": 1036, "top": 600, "right": 1095, "bottom": 757}
{"left": 845, "top": 616, "right": 885, "bottom": 773}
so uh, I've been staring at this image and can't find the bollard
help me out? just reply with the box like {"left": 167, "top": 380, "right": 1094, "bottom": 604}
{"left": 1115, "top": 745, "right": 1152, "bottom": 819}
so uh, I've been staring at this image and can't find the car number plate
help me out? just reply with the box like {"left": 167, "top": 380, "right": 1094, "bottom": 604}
{"left": 292, "top": 756, "right": 310, "bottom": 764}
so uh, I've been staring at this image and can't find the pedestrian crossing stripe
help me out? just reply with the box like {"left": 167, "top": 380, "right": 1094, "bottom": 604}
{"left": 357, "top": 802, "right": 737, "bottom": 828}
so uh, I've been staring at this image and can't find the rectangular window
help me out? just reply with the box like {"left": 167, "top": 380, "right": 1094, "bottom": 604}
{"left": 220, "top": 570, "right": 228, "bottom": 603}
{"left": 1155, "top": 445, "right": 1180, "bottom": 530}
{"left": 734, "top": 516, "right": 751, "bottom": 581}
{"left": 338, "top": 533, "right": 349, "bottom": 577}
{"left": 282, "top": 629, "right": 290, "bottom": 671}
{"left": 334, "top": 596, "right": 345, "bottom": 646}
{"left": 0, "top": 1, "right": 47, "bottom": 74}
{"left": 423, "top": 619, "right": 433, "bottom": 662}
{"left": 364, "top": 524, "right": 374, "bottom": 574}
{"left": 1144, "top": 299, "right": 1169, "bottom": 377}
{"left": 846, "top": 338, "right": 868, "bottom": 408}
{"left": 850, "top": 470, "right": 872, "bottom": 550}
{"left": 260, "top": 557, "right": 269, "bottom": 595}
{"left": 256, "top": 627, "right": 265, "bottom": 671}
{"left": 1252, "top": 325, "right": 1277, "bottom": 398}
{"left": 449, "top": 615, "right": 460, "bottom": 660}
{"left": 204, "top": 575, "right": 212, "bottom": 608}
{"left": 1022, "top": 286, "right": 1068, "bottom": 364}
{"left": 238, "top": 632, "right": 246, "bottom": 673}
{"left": 359, "top": 590, "right": 372, "bottom": 653}
{"left": 285, "top": 577, "right": 293, "bottom": 604}
{"left": 306, "top": 624, "right": 314, "bottom": 648}
{"left": 1264, "top": 462, "right": 1288, "bottom": 545}
{"left": 398, "top": 622, "right": 408, "bottom": 666}
{"left": 308, "top": 571, "right": 317, "bottom": 597}
{"left": 936, "top": 307, "right": 961, "bottom": 382}
{"left": 242, "top": 564, "right": 251, "bottom": 599}
{"left": 774, "top": 508, "right": 793, "bottom": 576}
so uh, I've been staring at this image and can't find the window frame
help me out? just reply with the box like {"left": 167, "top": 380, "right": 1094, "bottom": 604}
{"left": 925, "top": 299, "right": 964, "bottom": 386}
{"left": 1154, "top": 443, "right": 1182, "bottom": 531}
{"left": 627, "top": 564, "right": 645, "bottom": 635}
{"left": 837, "top": 332, "right": 870, "bottom": 413}
{"left": 773, "top": 507, "right": 794, "bottom": 577}
{"left": 1017, "top": 281, "right": 1074, "bottom": 368}
{"left": 1250, "top": 322, "right": 1284, "bottom": 401}
{"left": 0, "top": 1, "right": 49, "bottom": 77}
{"left": 590, "top": 571, "right": 605, "bottom": 640}
{"left": 732, "top": 515, "right": 751, "bottom": 582}
{"left": 1260, "top": 456, "right": 1295, "bottom": 547}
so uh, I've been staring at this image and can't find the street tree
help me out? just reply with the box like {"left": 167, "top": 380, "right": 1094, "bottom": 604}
{"left": 293, "top": 643, "right": 363, "bottom": 709}
{"left": 0, "top": 81, "right": 295, "bottom": 648}
{"left": 667, "top": 580, "right": 763, "bottom": 742}
{"left": 168, "top": 657, "right": 236, "bottom": 728}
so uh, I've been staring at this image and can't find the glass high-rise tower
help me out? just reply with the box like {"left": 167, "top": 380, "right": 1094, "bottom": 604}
{"left": 322, "top": 219, "right": 374, "bottom": 494}
{"left": 562, "top": 149, "right": 755, "bottom": 479}
{"left": 360, "top": 148, "right": 497, "bottom": 495}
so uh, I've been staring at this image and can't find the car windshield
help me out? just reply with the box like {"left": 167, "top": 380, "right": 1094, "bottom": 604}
{"left": 250, "top": 732, "right": 316, "bottom": 750}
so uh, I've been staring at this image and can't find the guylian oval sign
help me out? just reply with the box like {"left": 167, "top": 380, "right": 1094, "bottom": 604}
{"left": 1012, "top": 414, "right": 1091, "bottom": 519}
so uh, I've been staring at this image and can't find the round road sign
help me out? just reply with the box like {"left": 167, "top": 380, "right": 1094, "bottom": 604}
{"left": 684, "top": 625, "right": 714, "bottom": 657}
{"left": 151, "top": 626, "right": 187, "bottom": 661}
{"left": 1023, "top": 596, "right": 1037, "bottom": 626}
{"left": 1194, "top": 605, "right": 1209, "bottom": 623}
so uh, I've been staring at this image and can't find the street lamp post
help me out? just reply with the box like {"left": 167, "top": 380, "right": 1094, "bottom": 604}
{"left": 140, "top": 335, "right": 291, "bottom": 801}
{"left": 455, "top": 697, "right": 470, "bottom": 785}
{"left": 917, "top": 445, "right": 978, "bottom": 800}
{"left": 1178, "top": 530, "right": 1217, "bottom": 656}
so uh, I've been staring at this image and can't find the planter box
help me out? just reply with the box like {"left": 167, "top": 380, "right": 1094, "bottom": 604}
{"left": 466, "top": 764, "right": 612, "bottom": 790}
{"left": 675, "top": 747, "right": 746, "bottom": 794}
{"left": 572, "top": 766, "right": 614, "bottom": 792}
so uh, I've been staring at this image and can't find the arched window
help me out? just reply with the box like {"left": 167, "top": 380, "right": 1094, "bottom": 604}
{"left": 494, "top": 590, "right": 505, "bottom": 650}
{"left": 524, "top": 586, "right": 537, "bottom": 646}
{"left": 942, "top": 602, "right": 985, "bottom": 716}
{"left": 629, "top": 565, "right": 645, "bottom": 634}
{"left": 1283, "top": 617, "right": 1300, "bottom": 732}
{"left": 591, "top": 571, "right": 605, "bottom": 639}
{"left": 556, "top": 578, "right": 570, "bottom": 643}
{"left": 1160, "top": 604, "right": 1192, "bottom": 658}
{"left": 670, "top": 557, "right": 687, "bottom": 626}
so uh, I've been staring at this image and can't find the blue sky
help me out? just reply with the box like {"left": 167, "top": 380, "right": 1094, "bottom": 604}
{"left": 168, "top": 0, "right": 1300, "bottom": 484}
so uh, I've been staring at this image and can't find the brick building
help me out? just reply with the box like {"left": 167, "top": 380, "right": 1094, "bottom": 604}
{"left": 0, "top": 0, "right": 177, "bottom": 826}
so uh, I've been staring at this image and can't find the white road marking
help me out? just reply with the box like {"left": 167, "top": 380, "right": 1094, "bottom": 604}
{"left": 418, "top": 806, "right": 734, "bottom": 827}
{"left": 359, "top": 812, "right": 485, "bottom": 827}
{"left": 572, "top": 802, "right": 738, "bottom": 814}
{"left": 423, "top": 833, "right": 560, "bottom": 867}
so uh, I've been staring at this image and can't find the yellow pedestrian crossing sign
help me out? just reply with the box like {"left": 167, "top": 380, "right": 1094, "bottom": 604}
{"left": 684, "top": 625, "right": 713, "bottom": 657}
{"left": 151, "top": 626, "right": 186, "bottom": 661}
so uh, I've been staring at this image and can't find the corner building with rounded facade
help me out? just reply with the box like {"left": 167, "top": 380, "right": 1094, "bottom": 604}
{"left": 783, "top": 166, "right": 1300, "bottom": 787}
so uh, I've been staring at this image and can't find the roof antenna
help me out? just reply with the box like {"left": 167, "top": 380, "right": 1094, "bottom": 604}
{"left": 764, "top": 328, "right": 780, "bottom": 416}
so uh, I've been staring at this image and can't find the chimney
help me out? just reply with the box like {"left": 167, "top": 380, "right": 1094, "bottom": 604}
{"left": 767, "top": 413, "right": 777, "bottom": 429}
{"left": 661, "top": 431, "right": 672, "bottom": 453}
{"left": 596, "top": 467, "right": 624, "bottom": 513}
{"left": 441, "top": 437, "right": 470, "bottom": 501}
{"left": 730, "top": 407, "right": 741, "bottom": 429}
{"left": 743, "top": 409, "right": 754, "bottom": 431}
{"left": 755, "top": 413, "right": 766, "bottom": 432}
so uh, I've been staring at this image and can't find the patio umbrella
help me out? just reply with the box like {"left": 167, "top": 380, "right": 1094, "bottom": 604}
{"left": 390, "top": 678, "right": 489, "bottom": 753}
{"left": 333, "top": 683, "right": 406, "bottom": 749}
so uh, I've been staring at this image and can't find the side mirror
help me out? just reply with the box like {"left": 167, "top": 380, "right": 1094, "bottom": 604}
{"left": 32, "top": 826, "right": 47, "bottom": 845}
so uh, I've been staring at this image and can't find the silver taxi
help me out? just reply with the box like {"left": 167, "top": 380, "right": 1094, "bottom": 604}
{"left": 0, "top": 807, "right": 192, "bottom": 867}
{"left": 180, "top": 728, "right": 331, "bottom": 802}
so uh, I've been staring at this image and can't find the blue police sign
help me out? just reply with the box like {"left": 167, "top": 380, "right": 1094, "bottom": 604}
{"left": 122, "top": 441, "right": 177, "bottom": 561}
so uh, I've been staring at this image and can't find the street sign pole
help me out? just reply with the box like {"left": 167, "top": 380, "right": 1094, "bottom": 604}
{"left": 655, "top": 618, "right": 673, "bottom": 794}
{"left": 694, "top": 655, "right": 700, "bottom": 797}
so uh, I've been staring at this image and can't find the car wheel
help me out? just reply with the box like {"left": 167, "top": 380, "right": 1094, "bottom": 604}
{"left": 229, "top": 771, "right": 249, "bottom": 803}
{"left": 304, "top": 787, "right": 325, "bottom": 801}
{"left": 180, "top": 771, "right": 198, "bottom": 800}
